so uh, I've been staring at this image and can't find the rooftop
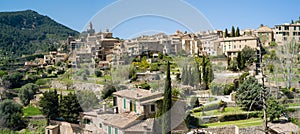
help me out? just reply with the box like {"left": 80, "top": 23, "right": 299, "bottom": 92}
{"left": 219, "top": 36, "right": 258, "bottom": 42}
{"left": 113, "top": 89, "right": 163, "bottom": 101}
{"left": 123, "top": 118, "right": 154, "bottom": 132}
{"left": 99, "top": 112, "right": 140, "bottom": 129}
{"left": 257, "top": 26, "right": 273, "bottom": 32}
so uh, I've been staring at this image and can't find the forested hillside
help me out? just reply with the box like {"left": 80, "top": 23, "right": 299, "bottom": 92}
{"left": 0, "top": 10, "right": 79, "bottom": 57}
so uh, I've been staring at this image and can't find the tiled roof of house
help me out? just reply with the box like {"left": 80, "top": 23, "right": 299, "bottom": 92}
{"left": 113, "top": 89, "right": 163, "bottom": 101}
{"left": 257, "top": 26, "right": 273, "bottom": 32}
{"left": 268, "top": 122, "right": 299, "bottom": 133}
{"left": 99, "top": 112, "right": 140, "bottom": 129}
{"left": 123, "top": 118, "right": 154, "bottom": 132}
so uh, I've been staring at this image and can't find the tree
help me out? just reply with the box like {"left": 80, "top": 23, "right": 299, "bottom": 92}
{"left": 59, "top": 93, "right": 82, "bottom": 123}
{"left": 193, "top": 62, "right": 201, "bottom": 88}
{"left": 188, "top": 66, "right": 194, "bottom": 87}
{"left": 224, "top": 28, "right": 229, "bottom": 38}
{"left": 241, "top": 46, "right": 256, "bottom": 66}
{"left": 77, "top": 90, "right": 99, "bottom": 112}
{"left": 162, "top": 61, "right": 172, "bottom": 134}
{"left": 231, "top": 26, "right": 235, "bottom": 37}
{"left": 128, "top": 65, "right": 137, "bottom": 81}
{"left": 236, "top": 51, "right": 244, "bottom": 70}
{"left": 236, "top": 76, "right": 263, "bottom": 111}
{"left": 35, "top": 78, "right": 48, "bottom": 88}
{"left": 150, "top": 63, "right": 159, "bottom": 72}
{"left": 95, "top": 70, "right": 102, "bottom": 77}
{"left": 202, "top": 56, "right": 213, "bottom": 90}
{"left": 228, "top": 58, "right": 238, "bottom": 71}
{"left": 191, "top": 97, "right": 201, "bottom": 108}
{"left": 266, "top": 97, "right": 286, "bottom": 122}
{"left": 19, "top": 83, "right": 38, "bottom": 106}
{"left": 181, "top": 65, "right": 188, "bottom": 85}
{"left": 276, "top": 40, "right": 299, "bottom": 89}
{"left": 101, "top": 85, "right": 116, "bottom": 99}
{"left": 0, "top": 99, "right": 25, "bottom": 130}
{"left": 2, "top": 72, "right": 24, "bottom": 89}
{"left": 236, "top": 27, "right": 241, "bottom": 37}
{"left": 0, "top": 70, "right": 8, "bottom": 78}
{"left": 39, "top": 90, "right": 59, "bottom": 121}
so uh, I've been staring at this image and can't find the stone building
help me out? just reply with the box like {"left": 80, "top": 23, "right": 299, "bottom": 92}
{"left": 219, "top": 36, "right": 260, "bottom": 58}
{"left": 274, "top": 23, "right": 300, "bottom": 45}
{"left": 256, "top": 25, "right": 274, "bottom": 46}
{"left": 81, "top": 89, "right": 163, "bottom": 134}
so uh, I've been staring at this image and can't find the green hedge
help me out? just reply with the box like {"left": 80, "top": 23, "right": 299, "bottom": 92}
{"left": 218, "top": 112, "right": 260, "bottom": 122}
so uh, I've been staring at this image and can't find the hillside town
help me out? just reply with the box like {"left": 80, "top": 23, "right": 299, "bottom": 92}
{"left": 0, "top": 8, "right": 300, "bottom": 134}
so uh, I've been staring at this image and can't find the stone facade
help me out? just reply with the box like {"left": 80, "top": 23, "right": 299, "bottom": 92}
{"left": 219, "top": 36, "right": 260, "bottom": 58}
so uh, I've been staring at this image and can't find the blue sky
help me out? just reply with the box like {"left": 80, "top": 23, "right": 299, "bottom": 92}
{"left": 1, "top": 0, "right": 300, "bottom": 39}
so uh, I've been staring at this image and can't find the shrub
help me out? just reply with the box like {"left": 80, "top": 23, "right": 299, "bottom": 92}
{"left": 136, "top": 82, "right": 151, "bottom": 90}
{"left": 281, "top": 88, "right": 294, "bottom": 99}
{"left": 101, "top": 85, "right": 116, "bottom": 99}
{"left": 203, "top": 103, "right": 219, "bottom": 111}
{"left": 95, "top": 70, "right": 102, "bottom": 77}
{"left": 191, "top": 107, "right": 203, "bottom": 113}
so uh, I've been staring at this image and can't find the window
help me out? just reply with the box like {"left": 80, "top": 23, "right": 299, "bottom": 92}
{"left": 284, "top": 26, "right": 289, "bottom": 30}
{"left": 99, "top": 123, "right": 102, "bottom": 128}
{"left": 123, "top": 98, "right": 126, "bottom": 109}
{"left": 293, "top": 32, "right": 297, "bottom": 36}
{"left": 283, "top": 37, "right": 287, "bottom": 41}
{"left": 239, "top": 45, "right": 241, "bottom": 48}
{"left": 234, "top": 45, "right": 236, "bottom": 49}
{"left": 108, "top": 126, "right": 112, "bottom": 134}
{"left": 294, "top": 26, "right": 297, "bottom": 30}
{"left": 134, "top": 101, "right": 137, "bottom": 112}
{"left": 150, "top": 104, "right": 155, "bottom": 112}
{"left": 229, "top": 45, "right": 231, "bottom": 49}
{"left": 278, "top": 27, "right": 281, "bottom": 30}
{"left": 83, "top": 118, "right": 92, "bottom": 125}
{"left": 115, "top": 128, "right": 118, "bottom": 134}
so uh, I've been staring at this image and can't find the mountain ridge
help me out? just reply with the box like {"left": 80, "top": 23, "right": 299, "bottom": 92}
{"left": 0, "top": 9, "right": 79, "bottom": 57}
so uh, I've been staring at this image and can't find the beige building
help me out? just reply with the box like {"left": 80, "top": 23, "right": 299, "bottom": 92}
{"left": 81, "top": 89, "right": 163, "bottom": 134}
{"left": 256, "top": 26, "right": 274, "bottom": 46}
{"left": 44, "top": 51, "right": 67, "bottom": 65}
{"left": 274, "top": 23, "right": 300, "bottom": 45}
{"left": 219, "top": 36, "right": 260, "bottom": 58}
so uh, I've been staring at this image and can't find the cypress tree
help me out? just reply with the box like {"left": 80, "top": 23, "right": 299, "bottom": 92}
{"left": 188, "top": 66, "right": 194, "bottom": 87}
{"left": 162, "top": 61, "right": 172, "bottom": 134}
{"left": 231, "top": 26, "right": 235, "bottom": 37}
{"left": 237, "top": 51, "right": 244, "bottom": 70}
{"left": 194, "top": 62, "right": 201, "bottom": 88}
{"left": 236, "top": 27, "right": 240, "bottom": 37}
{"left": 224, "top": 28, "right": 229, "bottom": 38}
{"left": 182, "top": 65, "right": 189, "bottom": 85}
{"left": 202, "top": 56, "right": 207, "bottom": 89}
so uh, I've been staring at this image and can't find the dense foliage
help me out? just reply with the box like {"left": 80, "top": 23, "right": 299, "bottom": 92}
{"left": 101, "top": 85, "right": 116, "bottom": 99}
{"left": 39, "top": 90, "right": 59, "bottom": 120}
{"left": 0, "top": 99, "right": 25, "bottom": 130}
{"left": 162, "top": 61, "right": 172, "bottom": 134}
{"left": 59, "top": 93, "right": 82, "bottom": 123}
{"left": 0, "top": 10, "right": 79, "bottom": 57}
{"left": 266, "top": 97, "right": 286, "bottom": 122}
{"left": 19, "top": 83, "right": 38, "bottom": 106}
{"left": 236, "top": 76, "right": 263, "bottom": 111}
